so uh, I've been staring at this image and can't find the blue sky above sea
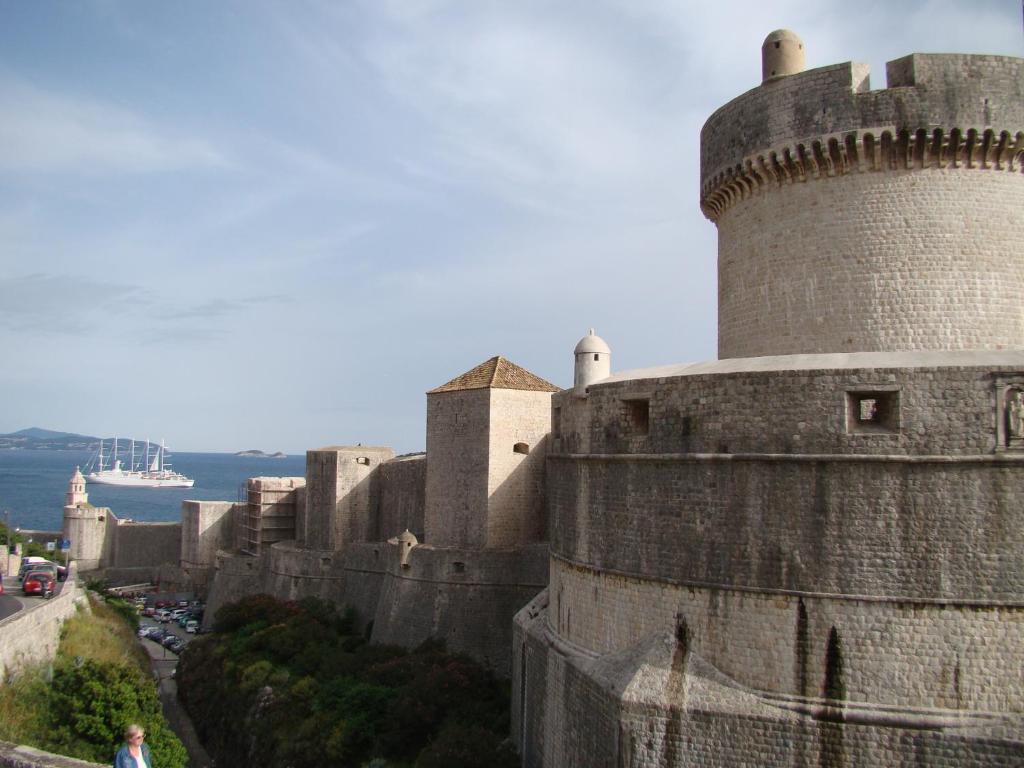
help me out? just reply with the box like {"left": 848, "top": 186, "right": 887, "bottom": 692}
{"left": 0, "top": 1, "right": 1019, "bottom": 454}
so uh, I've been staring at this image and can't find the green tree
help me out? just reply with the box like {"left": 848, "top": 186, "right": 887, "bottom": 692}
{"left": 46, "top": 659, "right": 186, "bottom": 768}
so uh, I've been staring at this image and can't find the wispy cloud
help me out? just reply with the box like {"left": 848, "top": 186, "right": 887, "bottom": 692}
{"left": 0, "top": 76, "right": 225, "bottom": 175}
{"left": 0, "top": 273, "right": 149, "bottom": 334}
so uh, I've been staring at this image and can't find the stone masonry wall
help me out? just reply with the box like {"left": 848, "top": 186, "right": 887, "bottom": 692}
{"left": 0, "top": 569, "right": 84, "bottom": 681}
{"left": 371, "top": 541, "right": 548, "bottom": 674}
{"left": 0, "top": 742, "right": 105, "bottom": 768}
{"left": 180, "top": 501, "right": 237, "bottom": 572}
{"left": 516, "top": 617, "right": 1023, "bottom": 768}
{"left": 377, "top": 454, "right": 426, "bottom": 540}
{"left": 715, "top": 168, "right": 1024, "bottom": 357}
{"left": 548, "top": 454, "right": 1024, "bottom": 601}
{"left": 554, "top": 358, "right": 1024, "bottom": 458}
{"left": 110, "top": 521, "right": 181, "bottom": 571}
{"left": 548, "top": 557, "right": 1024, "bottom": 711}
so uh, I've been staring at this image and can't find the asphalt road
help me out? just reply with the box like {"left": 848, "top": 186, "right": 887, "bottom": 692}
{"left": 0, "top": 592, "right": 23, "bottom": 621}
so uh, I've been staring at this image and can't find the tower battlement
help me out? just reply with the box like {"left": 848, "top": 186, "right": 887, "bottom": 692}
{"left": 700, "top": 52, "right": 1024, "bottom": 201}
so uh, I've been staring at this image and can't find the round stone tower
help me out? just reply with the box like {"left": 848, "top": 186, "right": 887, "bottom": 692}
{"left": 573, "top": 329, "right": 611, "bottom": 397}
{"left": 701, "top": 39, "right": 1024, "bottom": 358}
{"left": 62, "top": 467, "right": 106, "bottom": 570}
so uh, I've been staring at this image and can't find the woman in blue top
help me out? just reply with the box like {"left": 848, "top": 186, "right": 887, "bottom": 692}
{"left": 113, "top": 724, "right": 152, "bottom": 768}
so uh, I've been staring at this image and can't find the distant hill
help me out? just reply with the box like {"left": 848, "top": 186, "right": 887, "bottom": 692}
{"left": 0, "top": 428, "right": 101, "bottom": 451}
{"left": 235, "top": 450, "right": 288, "bottom": 458}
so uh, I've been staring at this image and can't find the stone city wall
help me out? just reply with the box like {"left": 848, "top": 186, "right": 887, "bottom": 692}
{"left": 372, "top": 541, "right": 548, "bottom": 674}
{"left": 554, "top": 357, "right": 1024, "bottom": 457}
{"left": 515, "top": 603, "right": 1022, "bottom": 768}
{"left": 0, "top": 567, "right": 84, "bottom": 682}
{"left": 264, "top": 540, "right": 353, "bottom": 607}
{"left": 110, "top": 521, "right": 181, "bottom": 571}
{"left": 548, "top": 453, "right": 1024, "bottom": 601}
{"left": 0, "top": 742, "right": 104, "bottom": 768}
{"left": 547, "top": 557, "right": 1024, "bottom": 711}
{"left": 202, "top": 550, "right": 264, "bottom": 627}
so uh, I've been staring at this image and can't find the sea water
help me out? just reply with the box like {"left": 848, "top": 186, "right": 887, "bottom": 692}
{"left": 0, "top": 450, "right": 306, "bottom": 532}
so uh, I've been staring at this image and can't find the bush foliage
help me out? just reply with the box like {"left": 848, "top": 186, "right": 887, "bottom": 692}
{"left": 178, "top": 594, "right": 517, "bottom": 768}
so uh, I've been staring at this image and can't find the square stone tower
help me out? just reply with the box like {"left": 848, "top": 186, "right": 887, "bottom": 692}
{"left": 425, "top": 356, "right": 558, "bottom": 548}
{"left": 300, "top": 445, "right": 395, "bottom": 550}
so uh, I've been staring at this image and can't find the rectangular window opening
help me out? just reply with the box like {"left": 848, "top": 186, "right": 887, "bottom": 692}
{"left": 846, "top": 390, "right": 899, "bottom": 434}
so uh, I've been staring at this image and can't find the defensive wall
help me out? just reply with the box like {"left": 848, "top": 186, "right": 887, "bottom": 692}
{"left": 700, "top": 54, "right": 1024, "bottom": 359}
{"left": 0, "top": 564, "right": 85, "bottom": 682}
{"left": 0, "top": 742, "right": 104, "bottom": 768}
{"left": 372, "top": 541, "right": 548, "bottom": 670}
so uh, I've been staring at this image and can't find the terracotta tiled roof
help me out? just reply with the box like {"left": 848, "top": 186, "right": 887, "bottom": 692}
{"left": 428, "top": 356, "right": 560, "bottom": 394}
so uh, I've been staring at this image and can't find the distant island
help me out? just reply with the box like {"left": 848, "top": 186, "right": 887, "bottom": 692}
{"left": 235, "top": 450, "right": 288, "bottom": 458}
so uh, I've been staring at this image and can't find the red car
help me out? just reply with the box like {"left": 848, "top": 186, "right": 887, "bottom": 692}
{"left": 22, "top": 570, "right": 55, "bottom": 597}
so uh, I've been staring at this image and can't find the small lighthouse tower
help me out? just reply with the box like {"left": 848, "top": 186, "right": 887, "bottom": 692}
{"left": 573, "top": 329, "right": 611, "bottom": 397}
{"left": 62, "top": 467, "right": 108, "bottom": 570}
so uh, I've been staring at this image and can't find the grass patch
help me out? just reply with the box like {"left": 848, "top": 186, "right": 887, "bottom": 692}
{"left": 58, "top": 595, "right": 150, "bottom": 672}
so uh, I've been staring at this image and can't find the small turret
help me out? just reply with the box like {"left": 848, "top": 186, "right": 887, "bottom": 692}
{"left": 66, "top": 466, "right": 88, "bottom": 507}
{"left": 574, "top": 329, "right": 611, "bottom": 397}
{"left": 762, "top": 29, "right": 805, "bottom": 81}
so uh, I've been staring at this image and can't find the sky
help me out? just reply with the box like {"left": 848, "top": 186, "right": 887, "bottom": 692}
{"left": 0, "top": 1, "right": 1020, "bottom": 454}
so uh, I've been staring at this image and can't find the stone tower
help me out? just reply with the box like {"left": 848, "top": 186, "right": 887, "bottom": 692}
{"left": 300, "top": 445, "right": 394, "bottom": 550}
{"left": 515, "top": 35, "right": 1024, "bottom": 768}
{"left": 572, "top": 329, "right": 611, "bottom": 397}
{"left": 62, "top": 467, "right": 107, "bottom": 570}
{"left": 702, "top": 34, "right": 1024, "bottom": 359}
{"left": 424, "top": 356, "right": 558, "bottom": 548}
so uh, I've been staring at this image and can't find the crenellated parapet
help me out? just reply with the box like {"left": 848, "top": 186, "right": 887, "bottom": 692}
{"left": 700, "top": 53, "right": 1024, "bottom": 203}
{"left": 701, "top": 126, "right": 1024, "bottom": 221}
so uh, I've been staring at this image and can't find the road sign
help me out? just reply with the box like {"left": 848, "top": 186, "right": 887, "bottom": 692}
{"left": 45, "top": 541, "right": 56, "bottom": 552}
{"left": 59, "top": 539, "right": 70, "bottom": 552}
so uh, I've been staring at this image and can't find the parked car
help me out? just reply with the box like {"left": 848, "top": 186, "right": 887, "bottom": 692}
{"left": 161, "top": 635, "right": 179, "bottom": 649}
{"left": 22, "top": 570, "right": 55, "bottom": 597}
{"left": 148, "top": 628, "right": 167, "bottom": 643}
{"left": 17, "top": 557, "right": 48, "bottom": 581}
{"left": 185, "top": 620, "right": 199, "bottom": 634}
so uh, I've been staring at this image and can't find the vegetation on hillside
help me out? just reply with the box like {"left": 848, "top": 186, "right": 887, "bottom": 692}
{"left": 0, "top": 594, "right": 187, "bottom": 768}
{"left": 177, "top": 594, "right": 518, "bottom": 768}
